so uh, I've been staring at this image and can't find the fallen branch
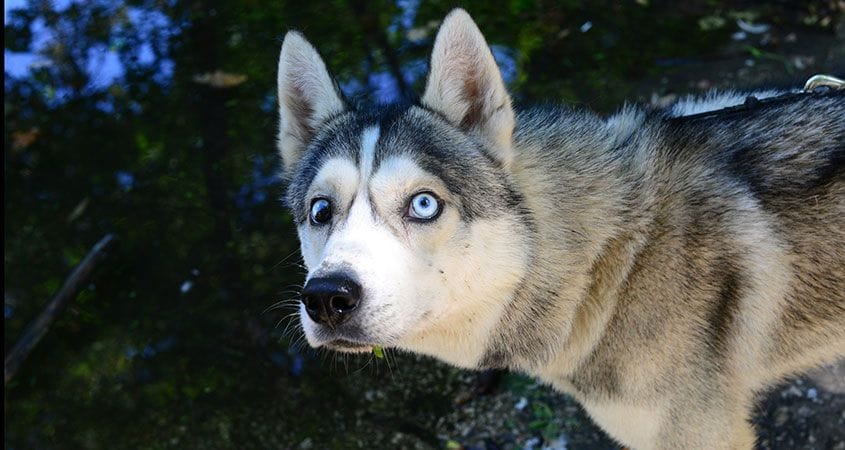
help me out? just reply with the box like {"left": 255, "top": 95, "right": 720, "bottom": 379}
{"left": 5, "top": 233, "right": 116, "bottom": 386}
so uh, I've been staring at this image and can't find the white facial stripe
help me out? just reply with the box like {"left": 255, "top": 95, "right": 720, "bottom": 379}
{"left": 359, "top": 126, "right": 380, "bottom": 182}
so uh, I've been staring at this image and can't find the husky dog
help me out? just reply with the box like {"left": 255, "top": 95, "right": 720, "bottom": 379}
{"left": 276, "top": 9, "right": 845, "bottom": 449}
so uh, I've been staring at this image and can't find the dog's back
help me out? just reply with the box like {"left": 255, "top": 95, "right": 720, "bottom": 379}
{"left": 665, "top": 93, "right": 845, "bottom": 376}
{"left": 508, "top": 91, "right": 845, "bottom": 448}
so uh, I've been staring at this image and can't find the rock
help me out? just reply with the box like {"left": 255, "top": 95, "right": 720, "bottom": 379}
{"left": 783, "top": 384, "right": 803, "bottom": 398}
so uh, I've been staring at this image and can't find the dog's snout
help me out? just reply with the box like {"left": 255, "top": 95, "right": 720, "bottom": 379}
{"left": 301, "top": 276, "right": 362, "bottom": 328}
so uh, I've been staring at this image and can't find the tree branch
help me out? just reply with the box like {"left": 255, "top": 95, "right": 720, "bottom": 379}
{"left": 5, "top": 233, "right": 116, "bottom": 386}
{"left": 348, "top": 0, "right": 414, "bottom": 101}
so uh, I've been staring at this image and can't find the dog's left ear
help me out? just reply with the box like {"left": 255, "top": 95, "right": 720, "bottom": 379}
{"left": 422, "top": 9, "right": 515, "bottom": 168}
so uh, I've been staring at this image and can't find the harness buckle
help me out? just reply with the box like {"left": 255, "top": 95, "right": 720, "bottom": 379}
{"left": 803, "top": 74, "right": 845, "bottom": 92}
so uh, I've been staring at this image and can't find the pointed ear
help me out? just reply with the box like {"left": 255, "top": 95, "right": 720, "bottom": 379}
{"left": 277, "top": 31, "right": 345, "bottom": 173}
{"left": 422, "top": 9, "right": 515, "bottom": 168}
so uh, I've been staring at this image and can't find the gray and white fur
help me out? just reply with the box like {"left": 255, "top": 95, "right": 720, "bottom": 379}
{"left": 276, "top": 9, "right": 845, "bottom": 449}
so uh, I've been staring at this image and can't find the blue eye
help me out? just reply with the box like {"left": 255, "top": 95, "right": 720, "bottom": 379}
{"left": 408, "top": 192, "right": 442, "bottom": 221}
{"left": 310, "top": 198, "right": 332, "bottom": 225}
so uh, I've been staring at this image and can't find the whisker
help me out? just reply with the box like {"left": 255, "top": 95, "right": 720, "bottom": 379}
{"left": 267, "top": 250, "right": 303, "bottom": 273}
{"left": 264, "top": 298, "right": 301, "bottom": 315}
{"left": 383, "top": 348, "right": 395, "bottom": 378}
{"left": 278, "top": 315, "right": 303, "bottom": 341}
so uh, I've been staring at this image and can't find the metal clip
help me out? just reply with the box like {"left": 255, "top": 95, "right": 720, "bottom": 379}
{"left": 803, "top": 74, "right": 845, "bottom": 92}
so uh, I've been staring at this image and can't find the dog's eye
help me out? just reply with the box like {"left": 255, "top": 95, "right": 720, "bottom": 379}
{"left": 309, "top": 198, "right": 332, "bottom": 225}
{"left": 407, "top": 192, "right": 442, "bottom": 221}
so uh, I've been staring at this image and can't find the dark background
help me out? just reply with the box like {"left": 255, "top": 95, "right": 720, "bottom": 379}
{"left": 5, "top": 1, "right": 844, "bottom": 448}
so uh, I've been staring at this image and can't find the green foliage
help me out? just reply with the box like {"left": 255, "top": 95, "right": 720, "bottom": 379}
{"left": 529, "top": 401, "right": 561, "bottom": 441}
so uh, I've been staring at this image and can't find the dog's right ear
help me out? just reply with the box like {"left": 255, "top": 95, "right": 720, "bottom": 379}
{"left": 277, "top": 31, "right": 345, "bottom": 174}
{"left": 422, "top": 9, "right": 515, "bottom": 169}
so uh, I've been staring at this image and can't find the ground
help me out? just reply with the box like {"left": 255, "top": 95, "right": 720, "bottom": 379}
{"left": 265, "top": 355, "right": 844, "bottom": 450}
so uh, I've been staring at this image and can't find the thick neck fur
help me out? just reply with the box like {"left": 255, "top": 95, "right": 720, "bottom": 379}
{"left": 481, "top": 106, "right": 657, "bottom": 378}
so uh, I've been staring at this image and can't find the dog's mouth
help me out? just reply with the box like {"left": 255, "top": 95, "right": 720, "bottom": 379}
{"left": 308, "top": 320, "right": 381, "bottom": 353}
{"left": 324, "top": 338, "right": 373, "bottom": 353}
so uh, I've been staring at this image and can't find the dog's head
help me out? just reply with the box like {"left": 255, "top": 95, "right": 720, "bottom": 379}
{"left": 277, "top": 9, "right": 532, "bottom": 367}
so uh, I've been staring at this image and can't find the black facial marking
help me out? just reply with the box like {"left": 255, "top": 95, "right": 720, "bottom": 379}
{"left": 285, "top": 103, "right": 532, "bottom": 227}
{"left": 285, "top": 103, "right": 420, "bottom": 223}
{"left": 285, "top": 112, "right": 363, "bottom": 224}
{"left": 373, "top": 108, "right": 530, "bottom": 222}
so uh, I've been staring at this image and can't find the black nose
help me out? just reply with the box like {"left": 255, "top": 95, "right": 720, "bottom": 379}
{"left": 301, "top": 276, "right": 362, "bottom": 328}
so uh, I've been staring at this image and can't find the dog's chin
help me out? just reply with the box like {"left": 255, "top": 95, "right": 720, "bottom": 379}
{"left": 323, "top": 339, "right": 374, "bottom": 354}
